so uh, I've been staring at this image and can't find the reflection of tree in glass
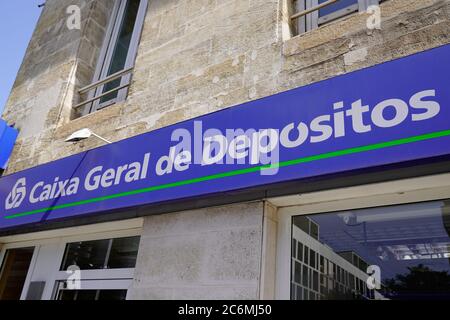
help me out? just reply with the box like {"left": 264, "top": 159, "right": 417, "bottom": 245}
{"left": 384, "top": 264, "right": 450, "bottom": 299}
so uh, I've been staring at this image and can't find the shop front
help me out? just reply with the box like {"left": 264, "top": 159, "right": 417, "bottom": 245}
{"left": 1, "top": 44, "right": 450, "bottom": 300}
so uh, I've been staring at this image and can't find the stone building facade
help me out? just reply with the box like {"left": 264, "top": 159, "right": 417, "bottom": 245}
{"left": 1, "top": 0, "right": 450, "bottom": 300}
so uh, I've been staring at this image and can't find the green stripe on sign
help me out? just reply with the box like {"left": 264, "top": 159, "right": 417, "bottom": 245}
{"left": 5, "top": 129, "right": 450, "bottom": 220}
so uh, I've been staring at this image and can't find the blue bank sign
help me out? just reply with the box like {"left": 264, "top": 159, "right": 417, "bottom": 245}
{"left": 1, "top": 45, "right": 450, "bottom": 230}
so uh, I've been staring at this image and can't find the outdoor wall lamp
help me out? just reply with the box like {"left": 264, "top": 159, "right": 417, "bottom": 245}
{"left": 65, "top": 128, "right": 112, "bottom": 144}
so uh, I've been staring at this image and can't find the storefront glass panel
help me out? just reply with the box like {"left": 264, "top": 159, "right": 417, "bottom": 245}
{"left": 291, "top": 200, "right": 450, "bottom": 300}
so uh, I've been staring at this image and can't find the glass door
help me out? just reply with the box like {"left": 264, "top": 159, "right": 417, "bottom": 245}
{"left": 0, "top": 247, "right": 34, "bottom": 300}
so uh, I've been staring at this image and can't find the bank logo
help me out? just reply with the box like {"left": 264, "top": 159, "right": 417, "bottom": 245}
{"left": 5, "top": 178, "right": 27, "bottom": 210}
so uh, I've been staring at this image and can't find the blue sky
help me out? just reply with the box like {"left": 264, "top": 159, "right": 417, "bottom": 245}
{"left": 0, "top": 1, "right": 42, "bottom": 115}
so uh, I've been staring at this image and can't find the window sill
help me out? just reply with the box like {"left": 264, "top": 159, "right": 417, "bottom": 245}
{"left": 54, "top": 101, "right": 125, "bottom": 143}
{"left": 283, "top": 10, "right": 370, "bottom": 57}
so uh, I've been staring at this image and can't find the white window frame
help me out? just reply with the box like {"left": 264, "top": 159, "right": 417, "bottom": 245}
{"left": 82, "top": 0, "right": 148, "bottom": 115}
{"left": 0, "top": 224, "right": 142, "bottom": 300}
{"left": 295, "top": 0, "right": 381, "bottom": 34}
{"left": 274, "top": 173, "right": 450, "bottom": 299}
{"left": 52, "top": 230, "right": 141, "bottom": 300}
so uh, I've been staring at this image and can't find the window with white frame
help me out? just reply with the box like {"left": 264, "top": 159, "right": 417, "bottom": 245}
{"left": 77, "top": 0, "right": 148, "bottom": 116}
{"left": 60, "top": 236, "right": 141, "bottom": 271}
{"left": 291, "top": 0, "right": 385, "bottom": 35}
{"left": 54, "top": 235, "right": 141, "bottom": 301}
{"left": 289, "top": 200, "right": 450, "bottom": 300}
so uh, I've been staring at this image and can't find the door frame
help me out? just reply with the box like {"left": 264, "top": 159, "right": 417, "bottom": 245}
{"left": 0, "top": 219, "right": 143, "bottom": 300}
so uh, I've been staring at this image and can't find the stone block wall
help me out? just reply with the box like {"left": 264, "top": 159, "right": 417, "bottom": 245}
{"left": 128, "top": 202, "right": 264, "bottom": 300}
{"left": 2, "top": 0, "right": 112, "bottom": 172}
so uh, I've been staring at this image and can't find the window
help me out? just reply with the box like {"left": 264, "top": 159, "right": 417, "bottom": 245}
{"left": 55, "top": 235, "right": 140, "bottom": 300}
{"left": 56, "top": 287, "right": 128, "bottom": 301}
{"left": 290, "top": 200, "right": 450, "bottom": 300}
{"left": 60, "top": 236, "right": 140, "bottom": 271}
{"left": 77, "top": 0, "right": 148, "bottom": 115}
{"left": 291, "top": 0, "right": 385, "bottom": 35}
{"left": 293, "top": 216, "right": 320, "bottom": 240}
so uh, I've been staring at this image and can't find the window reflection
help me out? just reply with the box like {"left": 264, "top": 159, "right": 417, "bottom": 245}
{"left": 62, "top": 240, "right": 110, "bottom": 270}
{"left": 57, "top": 289, "right": 127, "bottom": 301}
{"left": 108, "top": 236, "right": 141, "bottom": 269}
{"left": 61, "top": 236, "right": 140, "bottom": 271}
{"left": 291, "top": 200, "right": 450, "bottom": 300}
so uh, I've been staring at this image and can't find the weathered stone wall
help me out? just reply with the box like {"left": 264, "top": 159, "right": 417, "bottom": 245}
{"left": 128, "top": 202, "right": 264, "bottom": 300}
{"left": 2, "top": 0, "right": 112, "bottom": 173}
{"left": 2, "top": 0, "right": 450, "bottom": 175}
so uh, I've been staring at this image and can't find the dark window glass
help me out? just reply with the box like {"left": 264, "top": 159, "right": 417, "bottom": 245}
{"left": 350, "top": 274, "right": 355, "bottom": 289}
{"left": 302, "top": 265, "right": 308, "bottom": 287}
{"left": 291, "top": 200, "right": 450, "bottom": 300}
{"left": 98, "top": 290, "right": 128, "bottom": 300}
{"left": 338, "top": 251, "right": 353, "bottom": 264}
{"left": 57, "top": 289, "right": 127, "bottom": 301}
{"left": 101, "top": 0, "right": 141, "bottom": 104}
{"left": 107, "top": 236, "right": 140, "bottom": 268}
{"left": 297, "top": 242, "right": 303, "bottom": 262}
{"left": 292, "top": 239, "right": 297, "bottom": 259}
{"left": 293, "top": 216, "right": 310, "bottom": 235}
{"left": 309, "top": 249, "right": 316, "bottom": 269}
{"left": 61, "top": 239, "right": 110, "bottom": 270}
{"left": 352, "top": 254, "right": 358, "bottom": 267}
{"left": 310, "top": 221, "right": 319, "bottom": 240}
{"left": 76, "top": 290, "right": 98, "bottom": 301}
{"left": 360, "top": 259, "right": 368, "bottom": 273}
{"left": 294, "top": 261, "right": 302, "bottom": 284}
{"left": 304, "top": 246, "right": 309, "bottom": 265}
{"left": 58, "top": 289, "right": 76, "bottom": 301}
{"left": 313, "top": 271, "right": 319, "bottom": 291}
{"left": 61, "top": 236, "right": 140, "bottom": 270}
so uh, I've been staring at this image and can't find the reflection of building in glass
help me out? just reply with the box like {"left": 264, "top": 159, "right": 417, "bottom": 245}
{"left": 291, "top": 216, "right": 375, "bottom": 300}
{"left": 292, "top": 201, "right": 450, "bottom": 300}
